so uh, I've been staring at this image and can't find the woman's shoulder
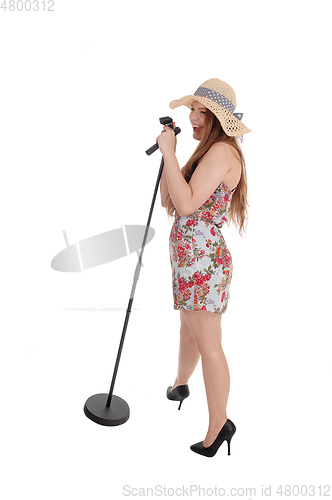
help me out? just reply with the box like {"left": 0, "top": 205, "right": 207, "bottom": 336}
{"left": 205, "top": 141, "right": 241, "bottom": 164}
{"left": 209, "top": 141, "right": 240, "bottom": 160}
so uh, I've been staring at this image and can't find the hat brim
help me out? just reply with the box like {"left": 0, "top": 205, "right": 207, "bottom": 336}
{"left": 169, "top": 95, "right": 251, "bottom": 137}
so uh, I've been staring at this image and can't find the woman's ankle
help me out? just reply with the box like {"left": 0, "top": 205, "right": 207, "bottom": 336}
{"left": 208, "top": 415, "right": 228, "bottom": 433}
{"left": 172, "top": 377, "right": 188, "bottom": 390}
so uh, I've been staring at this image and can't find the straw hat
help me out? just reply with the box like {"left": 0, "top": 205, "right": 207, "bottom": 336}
{"left": 169, "top": 78, "right": 251, "bottom": 137}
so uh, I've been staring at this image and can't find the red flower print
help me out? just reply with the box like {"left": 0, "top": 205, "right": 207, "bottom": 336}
{"left": 224, "top": 254, "right": 231, "bottom": 266}
{"left": 204, "top": 194, "right": 213, "bottom": 205}
{"left": 177, "top": 246, "right": 186, "bottom": 260}
{"left": 224, "top": 248, "right": 231, "bottom": 266}
{"left": 194, "top": 272, "right": 205, "bottom": 287}
{"left": 193, "top": 272, "right": 211, "bottom": 288}
{"left": 210, "top": 227, "right": 216, "bottom": 236}
{"left": 178, "top": 278, "right": 188, "bottom": 292}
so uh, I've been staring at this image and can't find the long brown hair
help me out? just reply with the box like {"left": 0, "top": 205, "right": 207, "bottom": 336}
{"left": 165, "top": 108, "right": 249, "bottom": 236}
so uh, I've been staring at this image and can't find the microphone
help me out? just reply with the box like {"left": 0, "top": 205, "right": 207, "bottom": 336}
{"left": 145, "top": 127, "right": 181, "bottom": 156}
{"left": 145, "top": 115, "right": 181, "bottom": 155}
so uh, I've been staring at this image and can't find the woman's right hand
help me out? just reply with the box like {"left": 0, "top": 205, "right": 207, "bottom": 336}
{"left": 156, "top": 122, "right": 177, "bottom": 156}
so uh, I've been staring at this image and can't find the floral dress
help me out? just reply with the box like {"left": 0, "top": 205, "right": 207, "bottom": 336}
{"left": 169, "top": 181, "right": 236, "bottom": 314}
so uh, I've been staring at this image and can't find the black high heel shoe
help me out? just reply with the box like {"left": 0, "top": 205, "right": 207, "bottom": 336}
{"left": 190, "top": 419, "right": 236, "bottom": 457}
{"left": 166, "top": 384, "right": 190, "bottom": 410}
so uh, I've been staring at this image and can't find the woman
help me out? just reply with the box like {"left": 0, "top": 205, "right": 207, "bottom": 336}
{"left": 157, "top": 79, "right": 251, "bottom": 457}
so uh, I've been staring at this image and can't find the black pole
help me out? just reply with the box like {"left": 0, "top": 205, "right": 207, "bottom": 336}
{"left": 106, "top": 157, "right": 164, "bottom": 408}
{"left": 83, "top": 122, "right": 180, "bottom": 426}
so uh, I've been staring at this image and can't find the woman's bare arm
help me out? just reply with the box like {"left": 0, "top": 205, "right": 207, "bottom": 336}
{"left": 160, "top": 167, "right": 169, "bottom": 207}
{"left": 157, "top": 128, "right": 233, "bottom": 217}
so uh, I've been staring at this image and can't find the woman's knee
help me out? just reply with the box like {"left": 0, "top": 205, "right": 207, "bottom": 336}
{"left": 199, "top": 344, "right": 223, "bottom": 360}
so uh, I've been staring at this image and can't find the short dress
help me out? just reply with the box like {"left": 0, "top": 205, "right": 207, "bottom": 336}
{"left": 169, "top": 180, "right": 236, "bottom": 314}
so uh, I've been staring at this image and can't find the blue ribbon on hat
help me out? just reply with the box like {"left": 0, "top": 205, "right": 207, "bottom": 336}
{"left": 233, "top": 112, "right": 243, "bottom": 121}
{"left": 194, "top": 87, "right": 244, "bottom": 121}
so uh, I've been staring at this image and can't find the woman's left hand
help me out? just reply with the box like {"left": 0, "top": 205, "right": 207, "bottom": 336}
{"left": 156, "top": 123, "right": 176, "bottom": 156}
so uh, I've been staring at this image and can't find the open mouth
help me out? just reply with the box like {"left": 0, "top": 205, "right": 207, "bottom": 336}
{"left": 193, "top": 126, "right": 203, "bottom": 133}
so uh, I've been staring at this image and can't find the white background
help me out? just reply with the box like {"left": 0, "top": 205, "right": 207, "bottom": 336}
{"left": 1, "top": 0, "right": 331, "bottom": 498}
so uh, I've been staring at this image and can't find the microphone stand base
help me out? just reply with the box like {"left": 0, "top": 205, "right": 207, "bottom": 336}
{"left": 84, "top": 393, "right": 130, "bottom": 426}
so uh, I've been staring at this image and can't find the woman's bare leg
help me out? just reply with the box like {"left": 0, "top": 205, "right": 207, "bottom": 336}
{"left": 172, "top": 310, "right": 201, "bottom": 389}
{"left": 182, "top": 309, "right": 230, "bottom": 447}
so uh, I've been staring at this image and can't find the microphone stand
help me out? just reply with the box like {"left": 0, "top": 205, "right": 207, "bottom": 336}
{"left": 84, "top": 122, "right": 181, "bottom": 426}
